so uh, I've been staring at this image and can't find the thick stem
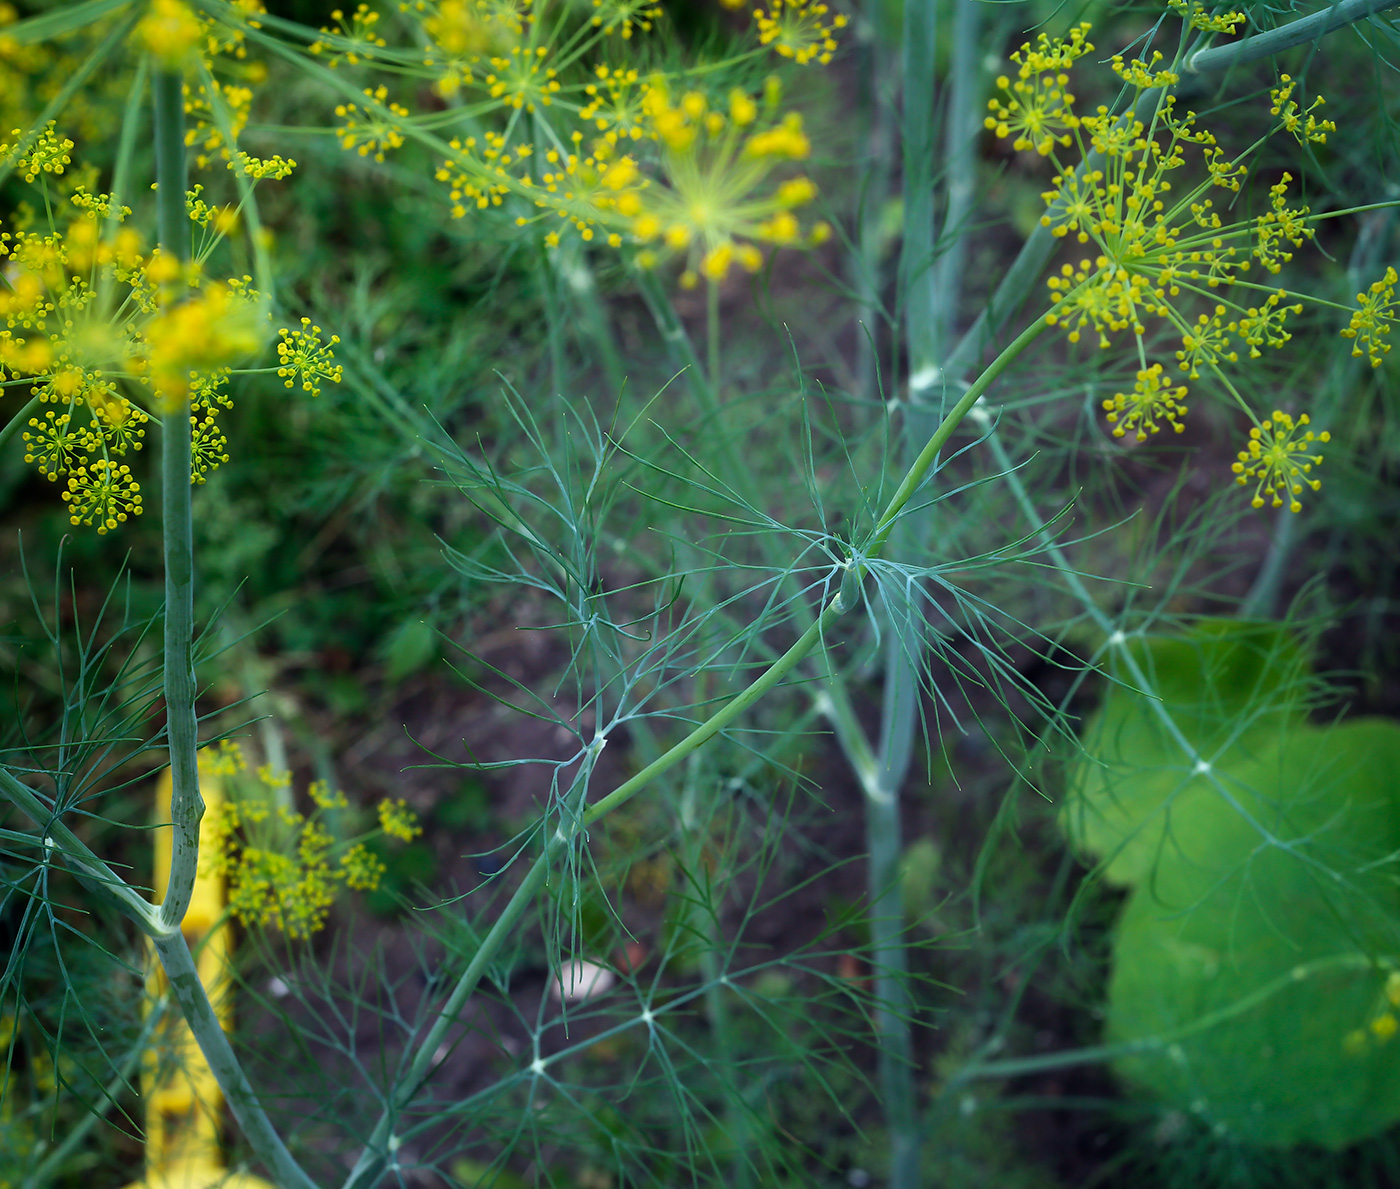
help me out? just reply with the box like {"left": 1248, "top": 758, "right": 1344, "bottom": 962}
{"left": 151, "top": 932, "right": 318, "bottom": 1189}
{"left": 900, "top": 0, "right": 938, "bottom": 409}
{"left": 153, "top": 69, "right": 202, "bottom": 934}
{"left": 1187, "top": 0, "right": 1400, "bottom": 73}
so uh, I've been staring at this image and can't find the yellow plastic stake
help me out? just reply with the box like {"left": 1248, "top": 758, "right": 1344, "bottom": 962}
{"left": 122, "top": 758, "right": 277, "bottom": 1189}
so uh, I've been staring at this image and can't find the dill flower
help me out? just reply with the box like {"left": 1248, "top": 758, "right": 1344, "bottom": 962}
{"left": 417, "top": 0, "right": 492, "bottom": 95}
{"left": 190, "top": 407, "right": 230, "bottom": 483}
{"left": 437, "top": 131, "right": 523, "bottom": 216}
{"left": 1340, "top": 266, "right": 1397, "bottom": 368}
{"left": 5, "top": 122, "right": 73, "bottom": 184}
{"left": 233, "top": 151, "right": 297, "bottom": 180}
{"left": 1167, "top": 0, "right": 1245, "bottom": 34}
{"left": 1270, "top": 74, "right": 1335, "bottom": 146}
{"left": 983, "top": 23, "right": 1093, "bottom": 156}
{"left": 1231, "top": 410, "right": 1329, "bottom": 512}
{"left": 183, "top": 77, "right": 253, "bottom": 170}
{"left": 378, "top": 797, "right": 423, "bottom": 842}
{"left": 484, "top": 44, "right": 561, "bottom": 112}
{"left": 341, "top": 843, "right": 387, "bottom": 890}
{"left": 590, "top": 0, "right": 661, "bottom": 39}
{"left": 1101, "top": 364, "right": 1188, "bottom": 442}
{"left": 143, "top": 278, "right": 269, "bottom": 403}
{"left": 276, "top": 319, "right": 344, "bottom": 397}
{"left": 986, "top": 19, "right": 1345, "bottom": 489}
{"left": 207, "top": 739, "right": 248, "bottom": 776}
{"left": 206, "top": 773, "right": 421, "bottom": 937}
{"left": 580, "top": 65, "right": 653, "bottom": 144}
{"left": 136, "top": 0, "right": 204, "bottom": 67}
{"left": 309, "top": 4, "right": 388, "bottom": 66}
{"left": 754, "top": 0, "right": 849, "bottom": 67}
{"left": 61, "top": 459, "right": 143, "bottom": 533}
{"left": 22, "top": 410, "right": 87, "bottom": 480}
{"left": 309, "top": 780, "right": 348, "bottom": 810}
{"left": 335, "top": 86, "right": 410, "bottom": 162}
{"left": 626, "top": 81, "right": 829, "bottom": 285}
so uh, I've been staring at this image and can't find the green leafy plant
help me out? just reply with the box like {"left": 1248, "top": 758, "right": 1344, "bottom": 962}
{"left": 1067, "top": 622, "right": 1400, "bottom": 1148}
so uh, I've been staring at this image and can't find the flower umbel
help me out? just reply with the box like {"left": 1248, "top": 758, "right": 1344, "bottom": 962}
{"left": 276, "top": 319, "right": 343, "bottom": 397}
{"left": 1231, "top": 410, "right": 1329, "bottom": 512}
{"left": 754, "top": 0, "right": 849, "bottom": 67}
{"left": 378, "top": 797, "right": 423, "bottom": 843}
{"left": 1102, "top": 364, "right": 1188, "bottom": 441}
{"left": 1340, "top": 266, "right": 1397, "bottom": 368}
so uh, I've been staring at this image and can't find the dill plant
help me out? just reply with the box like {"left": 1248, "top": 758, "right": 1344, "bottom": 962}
{"left": 0, "top": 0, "right": 1399, "bottom": 1186}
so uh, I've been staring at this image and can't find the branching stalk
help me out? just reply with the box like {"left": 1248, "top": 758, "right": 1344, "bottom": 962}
{"left": 152, "top": 68, "right": 203, "bottom": 935}
{"left": 342, "top": 299, "right": 1049, "bottom": 1189}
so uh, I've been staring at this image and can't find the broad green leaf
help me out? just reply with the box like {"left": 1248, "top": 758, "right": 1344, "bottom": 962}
{"left": 1063, "top": 620, "right": 1308, "bottom": 885}
{"left": 1107, "top": 719, "right": 1400, "bottom": 1148}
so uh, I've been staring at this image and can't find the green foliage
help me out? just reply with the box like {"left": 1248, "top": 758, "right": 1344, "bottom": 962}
{"left": 1068, "top": 623, "right": 1400, "bottom": 1148}
{"left": 1063, "top": 620, "right": 1311, "bottom": 886}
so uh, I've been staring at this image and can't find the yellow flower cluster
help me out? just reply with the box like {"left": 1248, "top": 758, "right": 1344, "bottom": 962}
{"left": 1270, "top": 73, "right": 1335, "bottom": 146}
{"left": 590, "top": 0, "right": 661, "bottom": 39}
{"left": 314, "top": 0, "right": 843, "bottom": 285}
{"left": 335, "top": 85, "right": 411, "bottom": 162}
{"left": 204, "top": 751, "right": 421, "bottom": 938}
{"left": 310, "top": 4, "right": 388, "bottom": 65}
{"left": 1340, "top": 266, "right": 1397, "bottom": 368}
{"left": 1167, "top": 0, "right": 1245, "bottom": 34}
{"left": 985, "top": 20, "right": 1348, "bottom": 512}
{"left": 143, "top": 277, "right": 269, "bottom": 402}
{"left": 0, "top": 145, "right": 338, "bottom": 530}
{"left": 136, "top": 0, "right": 204, "bottom": 68}
{"left": 277, "top": 319, "right": 345, "bottom": 398}
{"left": 1231, "top": 410, "right": 1329, "bottom": 512}
{"left": 1, "top": 121, "right": 73, "bottom": 184}
{"left": 983, "top": 23, "right": 1093, "bottom": 156}
{"left": 184, "top": 76, "right": 254, "bottom": 171}
{"left": 627, "top": 82, "right": 828, "bottom": 285}
{"left": 754, "top": 0, "right": 849, "bottom": 67}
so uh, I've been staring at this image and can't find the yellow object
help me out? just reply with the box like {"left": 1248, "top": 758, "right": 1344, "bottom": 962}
{"left": 121, "top": 759, "right": 276, "bottom": 1189}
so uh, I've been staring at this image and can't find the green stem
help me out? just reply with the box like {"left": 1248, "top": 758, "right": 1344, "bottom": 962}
{"left": 929, "top": 0, "right": 983, "bottom": 360}
{"left": 1187, "top": 0, "right": 1400, "bottom": 73}
{"left": 901, "top": 0, "right": 938, "bottom": 410}
{"left": 868, "top": 316, "right": 1047, "bottom": 556}
{"left": 864, "top": 0, "right": 943, "bottom": 1181}
{"left": 153, "top": 69, "right": 203, "bottom": 936}
{"left": 152, "top": 931, "right": 318, "bottom": 1189}
{"left": 0, "top": 394, "right": 41, "bottom": 458}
